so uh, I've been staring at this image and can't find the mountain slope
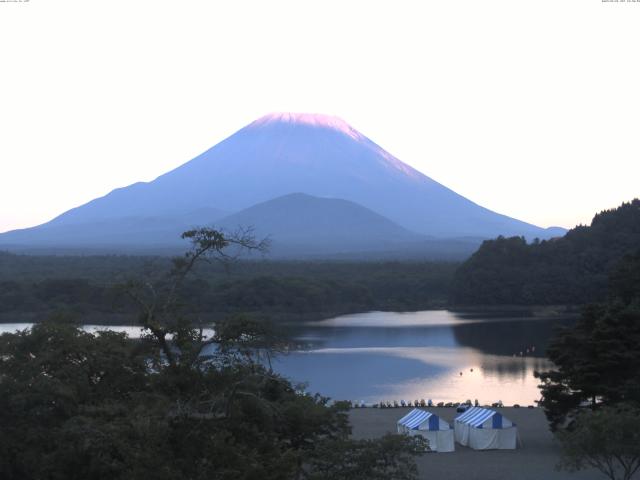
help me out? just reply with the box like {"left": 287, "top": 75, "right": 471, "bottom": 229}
{"left": 0, "top": 112, "right": 564, "bottom": 252}
{"left": 216, "top": 193, "right": 422, "bottom": 255}
{"left": 0, "top": 207, "right": 227, "bottom": 249}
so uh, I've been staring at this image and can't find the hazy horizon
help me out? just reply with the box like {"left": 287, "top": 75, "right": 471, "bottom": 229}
{"left": 1, "top": 1, "right": 639, "bottom": 233}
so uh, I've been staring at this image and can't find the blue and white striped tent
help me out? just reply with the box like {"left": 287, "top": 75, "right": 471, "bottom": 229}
{"left": 454, "top": 407, "right": 518, "bottom": 450}
{"left": 397, "top": 409, "right": 454, "bottom": 452}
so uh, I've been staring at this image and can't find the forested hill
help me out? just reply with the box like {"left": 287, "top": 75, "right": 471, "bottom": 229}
{"left": 0, "top": 255, "right": 457, "bottom": 324}
{"left": 451, "top": 199, "right": 640, "bottom": 305}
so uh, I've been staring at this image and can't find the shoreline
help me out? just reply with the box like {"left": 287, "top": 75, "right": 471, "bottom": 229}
{"left": 0, "top": 305, "right": 580, "bottom": 325}
{"left": 349, "top": 407, "right": 601, "bottom": 480}
{"left": 449, "top": 304, "right": 581, "bottom": 316}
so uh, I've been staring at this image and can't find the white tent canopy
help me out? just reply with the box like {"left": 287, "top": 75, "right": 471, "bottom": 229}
{"left": 454, "top": 407, "right": 518, "bottom": 450}
{"left": 397, "top": 409, "right": 455, "bottom": 452}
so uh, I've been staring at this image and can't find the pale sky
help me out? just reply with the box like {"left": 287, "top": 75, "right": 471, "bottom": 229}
{"left": 1, "top": 0, "right": 639, "bottom": 234}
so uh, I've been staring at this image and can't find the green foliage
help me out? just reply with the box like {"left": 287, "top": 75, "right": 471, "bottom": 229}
{"left": 0, "top": 254, "right": 456, "bottom": 323}
{"left": 0, "top": 228, "right": 424, "bottom": 479}
{"left": 557, "top": 406, "right": 640, "bottom": 480}
{"left": 0, "top": 317, "right": 424, "bottom": 480}
{"left": 531, "top": 243, "right": 640, "bottom": 480}
{"left": 537, "top": 304, "right": 640, "bottom": 429}
{"left": 610, "top": 251, "right": 640, "bottom": 308}
{"left": 536, "top": 248, "right": 640, "bottom": 430}
{"left": 0, "top": 319, "right": 152, "bottom": 479}
{"left": 305, "top": 434, "right": 427, "bottom": 480}
{"left": 451, "top": 199, "right": 640, "bottom": 305}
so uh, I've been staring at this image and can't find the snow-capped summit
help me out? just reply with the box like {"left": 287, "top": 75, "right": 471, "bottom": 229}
{"left": 0, "top": 113, "right": 564, "bottom": 253}
{"left": 249, "top": 112, "right": 364, "bottom": 140}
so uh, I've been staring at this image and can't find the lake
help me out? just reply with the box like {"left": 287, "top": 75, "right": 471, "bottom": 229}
{"left": 275, "top": 310, "right": 573, "bottom": 406}
{"left": 0, "top": 310, "right": 572, "bottom": 406}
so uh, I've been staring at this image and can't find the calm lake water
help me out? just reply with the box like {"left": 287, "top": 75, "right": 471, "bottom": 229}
{"left": 0, "top": 310, "right": 573, "bottom": 405}
{"left": 275, "top": 310, "right": 573, "bottom": 406}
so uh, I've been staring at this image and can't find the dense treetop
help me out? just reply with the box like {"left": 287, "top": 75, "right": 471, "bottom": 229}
{"left": 0, "top": 228, "right": 425, "bottom": 480}
{"left": 0, "top": 255, "right": 456, "bottom": 324}
{"left": 451, "top": 199, "right": 640, "bottom": 306}
{"left": 536, "top": 247, "right": 640, "bottom": 430}
{"left": 535, "top": 248, "right": 640, "bottom": 479}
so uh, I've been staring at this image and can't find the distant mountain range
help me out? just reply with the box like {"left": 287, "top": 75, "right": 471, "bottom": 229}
{"left": 0, "top": 112, "right": 565, "bottom": 258}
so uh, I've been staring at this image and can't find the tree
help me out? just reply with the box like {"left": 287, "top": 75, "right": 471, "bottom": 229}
{"left": 535, "top": 250, "right": 640, "bottom": 430}
{"left": 536, "top": 304, "right": 640, "bottom": 429}
{"left": 557, "top": 406, "right": 640, "bottom": 480}
{"left": 0, "top": 228, "right": 425, "bottom": 480}
{"left": 305, "top": 434, "right": 428, "bottom": 480}
{"left": 451, "top": 199, "right": 640, "bottom": 306}
{"left": 0, "top": 317, "right": 152, "bottom": 480}
{"left": 122, "top": 227, "right": 270, "bottom": 369}
{"left": 610, "top": 251, "right": 640, "bottom": 307}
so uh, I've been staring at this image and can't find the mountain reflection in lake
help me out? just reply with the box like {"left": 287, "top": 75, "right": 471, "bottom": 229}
{"left": 275, "top": 310, "right": 574, "bottom": 405}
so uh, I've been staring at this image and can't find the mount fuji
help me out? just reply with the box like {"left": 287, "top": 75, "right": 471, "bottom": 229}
{"left": 0, "top": 113, "right": 564, "bottom": 257}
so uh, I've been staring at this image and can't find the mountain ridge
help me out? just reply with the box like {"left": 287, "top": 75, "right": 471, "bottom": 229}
{"left": 216, "top": 192, "right": 422, "bottom": 256}
{"left": 0, "top": 112, "right": 566, "bottom": 256}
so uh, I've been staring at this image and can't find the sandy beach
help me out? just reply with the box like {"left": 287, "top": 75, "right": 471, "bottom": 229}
{"left": 349, "top": 407, "right": 603, "bottom": 480}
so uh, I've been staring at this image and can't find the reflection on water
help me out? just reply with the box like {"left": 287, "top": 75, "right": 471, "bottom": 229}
{"left": 275, "top": 310, "right": 573, "bottom": 405}
{"left": 0, "top": 323, "right": 215, "bottom": 340}
{"left": 306, "top": 310, "right": 485, "bottom": 328}
{"left": 0, "top": 310, "right": 572, "bottom": 405}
